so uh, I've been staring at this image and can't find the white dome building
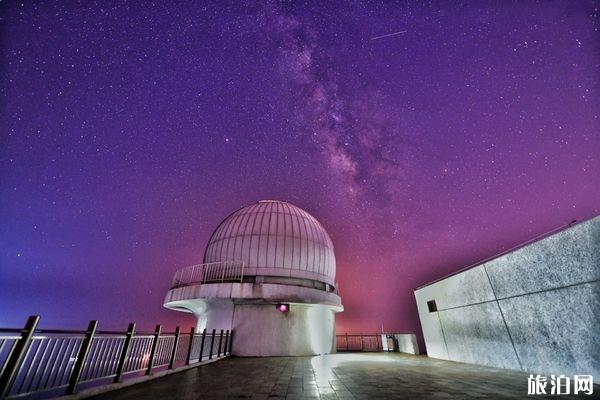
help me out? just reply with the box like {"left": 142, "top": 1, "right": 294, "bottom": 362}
{"left": 164, "top": 200, "right": 343, "bottom": 356}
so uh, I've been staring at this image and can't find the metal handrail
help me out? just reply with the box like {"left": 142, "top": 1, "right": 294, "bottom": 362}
{"left": 332, "top": 282, "right": 340, "bottom": 295}
{"left": 335, "top": 333, "right": 385, "bottom": 352}
{"left": 0, "top": 316, "right": 233, "bottom": 399}
{"left": 170, "top": 261, "right": 245, "bottom": 289}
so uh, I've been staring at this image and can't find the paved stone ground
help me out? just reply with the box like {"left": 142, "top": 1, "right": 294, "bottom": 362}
{"left": 91, "top": 353, "right": 599, "bottom": 399}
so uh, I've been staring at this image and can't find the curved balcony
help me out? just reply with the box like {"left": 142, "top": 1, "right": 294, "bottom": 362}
{"left": 166, "top": 261, "right": 342, "bottom": 310}
{"left": 170, "top": 261, "right": 245, "bottom": 289}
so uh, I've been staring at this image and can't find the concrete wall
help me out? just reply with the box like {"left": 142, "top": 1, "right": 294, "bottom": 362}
{"left": 414, "top": 216, "right": 600, "bottom": 377}
{"left": 381, "top": 334, "right": 419, "bottom": 354}
{"left": 180, "top": 300, "right": 337, "bottom": 357}
{"left": 231, "top": 303, "right": 336, "bottom": 356}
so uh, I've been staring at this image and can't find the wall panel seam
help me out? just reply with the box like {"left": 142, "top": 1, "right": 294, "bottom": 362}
{"left": 483, "top": 263, "right": 523, "bottom": 371}
{"left": 436, "top": 311, "right": 450, "bottom": 360}
{"left": 431, "top": 278, "right": 600, "bottom": 312}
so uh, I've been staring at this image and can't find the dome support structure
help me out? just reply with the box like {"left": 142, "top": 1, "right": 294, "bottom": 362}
{"left": 164, "top": 200, "right": 343, "bottom": 356}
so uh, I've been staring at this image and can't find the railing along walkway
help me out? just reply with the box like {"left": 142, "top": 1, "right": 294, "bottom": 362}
{"left": 0, "top": 316, "right": 232, "bottom": 399}
{"left": 336, "top": 334, "right": 385, "bottom": 352}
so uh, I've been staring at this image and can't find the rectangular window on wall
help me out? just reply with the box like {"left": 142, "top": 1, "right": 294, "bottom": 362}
{"left": 427, "top": 300, "right": 437, "bottom": 312}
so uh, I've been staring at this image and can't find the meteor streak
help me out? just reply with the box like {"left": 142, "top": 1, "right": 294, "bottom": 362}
{"left": 371, "top": 30, "right": 407, "bottom": 40}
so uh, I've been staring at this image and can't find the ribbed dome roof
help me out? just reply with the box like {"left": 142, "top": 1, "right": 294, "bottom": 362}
{"left": 203, "top": 200, "right": 336, "bottom": 284}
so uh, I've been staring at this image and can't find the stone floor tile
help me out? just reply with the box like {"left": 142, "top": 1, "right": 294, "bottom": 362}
{"left": 89, "top": 353, "right": 600, "bottom": 400}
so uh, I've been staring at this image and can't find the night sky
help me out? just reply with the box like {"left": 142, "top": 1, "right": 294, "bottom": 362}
{"left": 1, "top": 1, "right": 599, "bottom": 339}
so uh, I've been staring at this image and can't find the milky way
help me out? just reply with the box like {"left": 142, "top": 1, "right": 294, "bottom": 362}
{"left": 1, "top": 2, "right": 598, "bottom": 345}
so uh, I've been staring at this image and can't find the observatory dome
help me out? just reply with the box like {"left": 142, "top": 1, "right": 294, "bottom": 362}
{"left": 203, "top": 200, "right": 336, "bottom": 285}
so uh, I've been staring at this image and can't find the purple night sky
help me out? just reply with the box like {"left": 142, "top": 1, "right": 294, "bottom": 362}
{"left": 1, "top": 1, "right": 598, "bottom": 338}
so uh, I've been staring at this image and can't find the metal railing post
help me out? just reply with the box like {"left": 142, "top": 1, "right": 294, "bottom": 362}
{"left": 168, "top": 327, "right": 180, "bottom": 369}
{"left": 217, "top": 329, "right": 224, "bottom": 357}
{"left": 145, "top": 325, "right": 161, "bottom": 375}
{"left": 66, "top": 320, "right": 98, "bottom": 394}
{"left": 0, "top": 315, "right": 40, "bottom": 399}
{"left": 185, "top": 327, "right": 195, "bottom": 365}
{"left": 361, "top": 335, "right": 364, "bottom": 351}
{"left": 208, "top": 329, "right": 216, "bottom": 360}
{"left": 199, "top": 329, "right": 206, "bottom": 361}
{"left": 345, "top": 333, "right": 348, "bottom": 351}
{"left": 223, "top": 330, "right": 229, "bottom": 356}
{"left": 113, "top": 323, "right": 135, "bottom": 383}
{"left": 228, "top": 330, "right": 234, "bottom": 355}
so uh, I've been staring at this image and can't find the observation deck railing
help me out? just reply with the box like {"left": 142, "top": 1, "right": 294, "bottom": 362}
{"left": 170, "top": 261, "right": 244, "bottom": 289}
{"left": 336, "top": 334, "right": 384, "bottom": 352}
{"left": 0, "top": 316, "right": 233, "bottom": 399}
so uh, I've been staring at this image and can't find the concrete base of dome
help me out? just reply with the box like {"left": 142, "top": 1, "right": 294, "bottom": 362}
{"left": 164, "top": 282, "right": 342, "bottom": 356}
{"left": 187, "top": 302, "right": 338, "bottom": 356}
{"left": 230, "top": 303, "right": 337, "bottom": 356}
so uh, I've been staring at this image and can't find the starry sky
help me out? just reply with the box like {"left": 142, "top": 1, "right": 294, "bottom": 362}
{"left": 1, "top": 1, "right": 599, "bottom": 341}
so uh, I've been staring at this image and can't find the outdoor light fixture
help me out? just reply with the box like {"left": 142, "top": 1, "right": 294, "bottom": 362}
{"left": 276, "top": 303, "right": 290, "bottom": 313}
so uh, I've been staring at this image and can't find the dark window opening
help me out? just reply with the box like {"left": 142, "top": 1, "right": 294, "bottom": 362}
{"left": 427, "top": 300, "right": 437, "bottom": 312}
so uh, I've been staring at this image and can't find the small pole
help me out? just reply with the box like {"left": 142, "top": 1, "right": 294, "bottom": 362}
{"left": 345, "top": 333, "right": 348, "bottom": 351}
{"left": 217, "top": 329, "right": 224, "bottom": 357}
{"left": 223, "top": 330, "right": 229, "bottom": 356}
{"left": 0, "top": 315, "right": 40, "bottom": 399}
{"left": 185, "top": 327, "right": 195, "bottom": 365}
{"left": 145, "top": 325, "right": 161, "bottom": 375}
{"left": 113, "top": 323, "right": 135, "bottom": 383}
{"left": 208, "top": 329, "right": 216, "bottom": 360}
{"left": 66, "top": 320, "right": 98, "bottom": 394}
{"left": 361, "top": 335, "right": 364, "bottom": 351}
{"left": 199, "top": 329, "right": 206, "bottom": 361}
{"left": 228, "top": 331, "right": 234, "bottom": 355}
{"left": 168, "top": 327, "right": 180, "bottom": 369}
